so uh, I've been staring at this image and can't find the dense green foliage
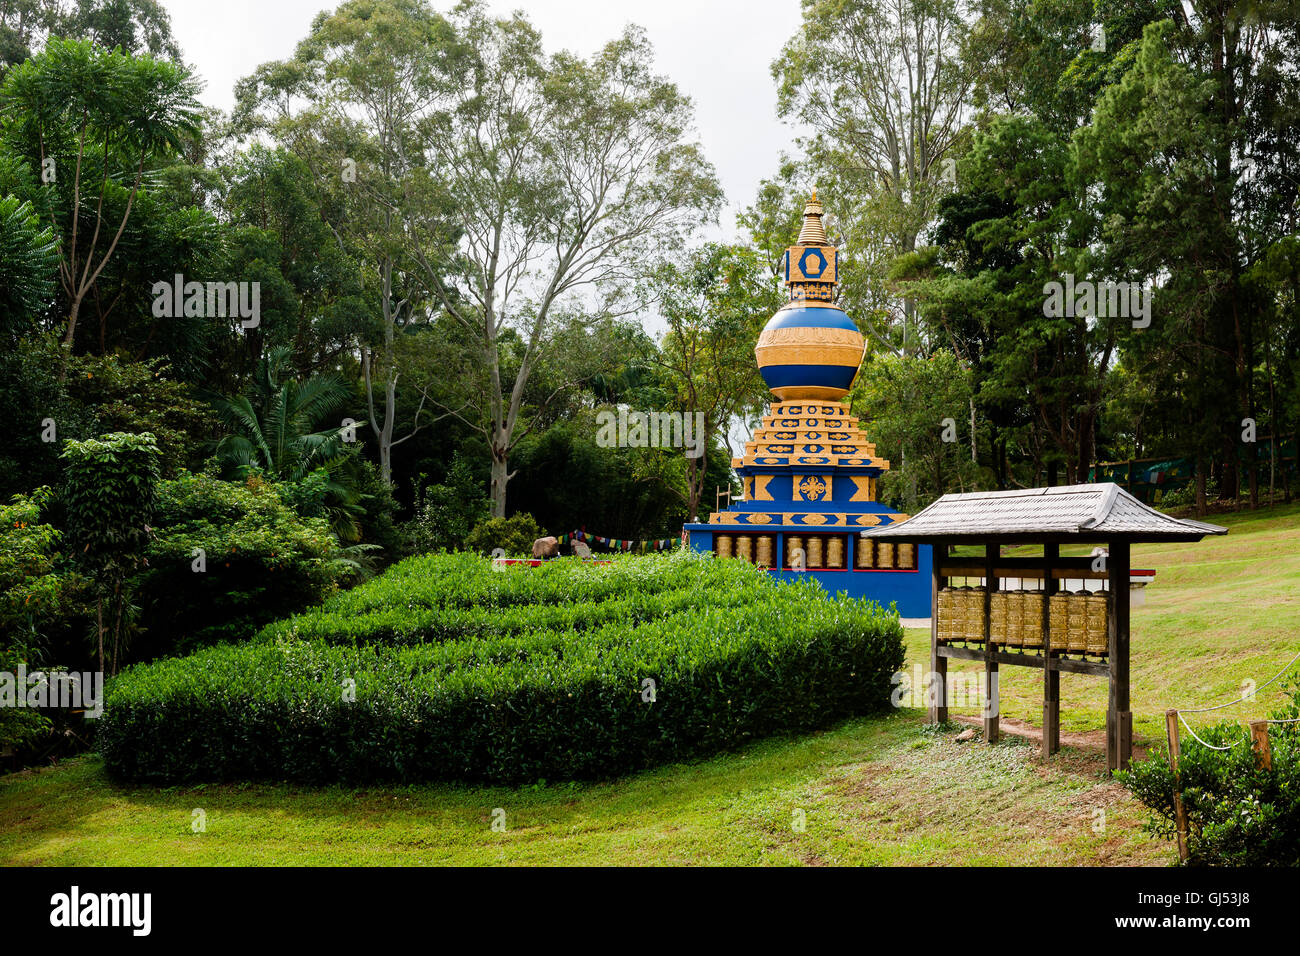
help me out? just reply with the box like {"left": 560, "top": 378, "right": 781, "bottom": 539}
{"left": 407, "top": 453, "right": 489, "bottom": 554}
{"left": 1121, "top": 684, "right": 1300, "bottom": 866}
{"left": 0, "top": 488, "right": 89, "bottom": 750}
{"left": 463, "top": 512, "right": 545, "bottom": 557}
{"left": 98, "top": 553, "right": 905, "bottom": 784}
{"left": 135, "top": 472, "right": 352, "bottom": 656}
{"left": 60, "top": 432, "right": 161, "bottom": 673}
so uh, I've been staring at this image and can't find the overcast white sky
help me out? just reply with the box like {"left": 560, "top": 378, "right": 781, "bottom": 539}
{"left": 163, "top": 0, "right": 807, "bottom": 236}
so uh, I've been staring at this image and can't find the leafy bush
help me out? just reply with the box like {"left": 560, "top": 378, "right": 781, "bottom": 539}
{"left": 99, "top": 552, "right": 905, "bottom": 784}
{"left": 0, "top": 488, "right": 92, "bottom": 750}
{"left": 61, "top": 432, "right": 162, "bottom": 674}
{"left": 135, "top": 471, "right": 352, "bottom": 655}
{"left": 65, "top": 354, "right": 210, "bottom": 478}
{"left": 1121, "top": 684, "right": 1300, "bottom": 866}
{"left": 464, "top": 512, "right": 544, "bottom": 557}
{"left": 408, "top": 453, "right": 489, "bottom": 554}
{"left": 1156, "top": 478, "right": 1218, "bottom": 510}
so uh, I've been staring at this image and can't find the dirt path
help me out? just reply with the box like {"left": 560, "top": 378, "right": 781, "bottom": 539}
{"left": 951, "top": 714, "right": 1151, "bottom": 762}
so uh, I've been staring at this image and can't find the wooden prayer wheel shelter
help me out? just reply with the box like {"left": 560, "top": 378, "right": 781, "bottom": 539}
{"left": 861, "top": 483, "right": 1226, "bottom": 771}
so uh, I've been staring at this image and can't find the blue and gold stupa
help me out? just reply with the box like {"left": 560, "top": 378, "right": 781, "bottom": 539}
{"left": 684, "top": 191, "right": 931, "bottom": 615}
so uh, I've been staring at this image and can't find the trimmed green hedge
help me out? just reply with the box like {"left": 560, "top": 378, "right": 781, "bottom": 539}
{"left": 257, "top": 552, "right": 772, "bottom": 645}
{"left": 99, "top": 553, "right": 905, "bottom": 784}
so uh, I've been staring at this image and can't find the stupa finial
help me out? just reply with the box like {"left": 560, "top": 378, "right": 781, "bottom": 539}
{"left": 796, "top": 189, "right": 829, "bottom": 246}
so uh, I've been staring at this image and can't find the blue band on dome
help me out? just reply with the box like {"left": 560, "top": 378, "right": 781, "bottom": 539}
{"left": 759, "top": 364, "right": 858, "bottom": 389}
{"left": 764, "top": 308, "right": 858, "bottom": 331}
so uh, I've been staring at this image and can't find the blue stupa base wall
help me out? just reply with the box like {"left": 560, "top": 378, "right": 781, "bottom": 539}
{"left": 683, "top": 526, "right": 932, "bottom": 618}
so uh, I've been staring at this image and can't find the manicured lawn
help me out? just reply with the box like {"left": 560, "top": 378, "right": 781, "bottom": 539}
{"left": 0, "top": 716, "right": 1162, "bottom": 866}
{"left": 2, "top": 502, "right": 1295, "bottom": 866}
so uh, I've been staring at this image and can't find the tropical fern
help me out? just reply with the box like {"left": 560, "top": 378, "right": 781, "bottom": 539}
{"left": 0, "top": 195, "right": 59, "bottom": 339}
{"left": 204, "top": 348, "right": 367, "bottom": 540}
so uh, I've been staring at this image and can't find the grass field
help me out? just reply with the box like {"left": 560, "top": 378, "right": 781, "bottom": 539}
{"left": 3, "top": 503, "right": 1297, "bottom": 866}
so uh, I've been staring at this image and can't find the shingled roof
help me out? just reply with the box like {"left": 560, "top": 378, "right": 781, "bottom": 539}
{"left": 862, "top": 483, "right": 1227, "bottom": 543}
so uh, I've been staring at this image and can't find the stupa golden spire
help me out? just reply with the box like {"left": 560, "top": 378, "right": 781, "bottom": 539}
{"left": 753, "top": 189, "right": 865, "bottom": 400}
{"left": 795, "top": 188, "right": 829, "bottom": 246}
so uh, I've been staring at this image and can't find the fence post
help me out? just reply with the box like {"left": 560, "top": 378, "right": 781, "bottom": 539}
{"left": 1165, "top": 709, "right": 1190, "bottom": 864}
{"left": 1250, "top": 720, "right": 1273, "bottom": 770}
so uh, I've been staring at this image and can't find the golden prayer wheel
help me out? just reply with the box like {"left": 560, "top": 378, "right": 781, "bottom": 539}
{"left": 807, "top": 535, "right": 824, "bottom": 568}
{"left": 786, "top": 535, "right": 804, "bottom": 568}
{"left": 1003, "top": 591, "right": 1022, "bottom": 647}
{"left": 877, "top": 541, "right": 894, "bottom": 569}
{"left": 937, "top": 587, "right": 954, "bottom": 643}
{"left": 736, "top": 535, "right": 754, "bottom": 563}
{"left": 855, "top": 538, "right": 874, "bottom": 568}
{"left": 715, "top": 534, "right": 734, "bottom": 559}
{"left": 756, "top": 535, "right": 774, "bottom": 568}
{"left": 1066, "top": 592, "right": 1088, "bottom": 653}
{"left": 1020, "top": 591, "right": 1044, "bottom": 649}
{"left": 1048, "top": 593, "right": 1070, "bottom": 651}
{"left": 964, "top": 587, "right": 987, "bottom": 643}
{"left": 827, "top": 535, "right": 845, "bottom": 569}
{"left": 955, "top": 588, "right": 970, "bottom": 641}
{"left": 990, "top": 591, "right": 1009, "bottom": 645}
{"left": 898, "top": 542, "right": 915, "bottom": 570}
{"left": 1085, "top": 592, "right": 1109, "bottom": 656}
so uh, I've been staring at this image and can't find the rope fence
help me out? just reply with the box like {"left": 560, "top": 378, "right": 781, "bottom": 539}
{"left": 1163, "top": 645, "right": 1299, "bottom": 862}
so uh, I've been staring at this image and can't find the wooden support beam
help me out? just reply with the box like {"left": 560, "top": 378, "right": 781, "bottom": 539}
{"left": 1042, "top": 543, "right": 1060, "bottom": 757}
{"left": 939, "top": 556, "right": 1122, "bottom": 578}
{"left": 984, "top": 544, "right": 999, "bottom": 744}
{"left": 1108, "top": 542, "right": 1132, "bottom": 772}
{"left": 935, "top": 644, "right": 1109, "bottom": 674}
{"left": 929, "top": 540, "right": 947, "bottom": 725}
{"left": 1166, "top": 710, "right": 1190, "bottom": 863}
{"left": 1251, "top": 720, "right": 1273, "bottom": 770}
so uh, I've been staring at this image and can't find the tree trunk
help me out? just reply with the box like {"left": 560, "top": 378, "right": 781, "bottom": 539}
{"left": 490, "top": 447, "right": 509, "bottom": 518}
{"left": 58, "top": 298, "right": 82, "bottom": 383}
{"left": 1195, "top": 456, "right": 1207, "bottom": 517}
{"left": 95, "top": 597, "right": 105, "bottom": 676}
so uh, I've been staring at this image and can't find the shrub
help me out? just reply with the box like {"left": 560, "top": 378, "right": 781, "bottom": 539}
{"left": 65, "top": 354, "right": 210, "bottom": 478}
{"left": 0, "top": 488, "right": 93, "bottom": 750}
{"left": 99, "top": 553, "right": 905, "bottom": 784}
{"left": 1120, "top": 683, "right": 1300, "bottom": 866}
{"left": 464, "top": 512, "right": 544, "bottom": 557}
{"left": 135, "top": 471, "right": 351, "bottom": 655}
{"left": 408, "top": 453, "right": 489, "bottom": 554}
{"left": 61, "top": 432, "right": 162, "bottom": 674}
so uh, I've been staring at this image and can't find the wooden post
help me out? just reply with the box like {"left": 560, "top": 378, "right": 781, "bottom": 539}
{"left": 1250, "top": 720, "right": 1273, "bottom": 770}
{"left": 1166, "top": 709, "right": 1190, "bottom": 863}
{"left": 1107, "top": 541, "right": 1132, "bottom": 772}
{"left": 1042, "top": 543, "right": 1060, "bottom": 758}
{"left": 929, "top": 541, "right": 947, "bottom": 724}
{"left": 984, "top": 542, "right": 999, "bottom": 744}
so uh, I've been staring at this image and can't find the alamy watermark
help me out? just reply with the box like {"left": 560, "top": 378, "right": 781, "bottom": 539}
{"left": 1042, "top": 274, "right": 1151, "bottom": 329}
{"left": 151, "top": 274, "right": 260, "bottom": 329}
{"left": 0, "top": 666, "right": 103, "bottom": 719}
{"left": 596, "top": 408, "right": 705, "bottom": 458}
{"left": 891, "top": 663, "right": 999, "bottom": 717}
{"left": 49, "top": 886, "right": 150, "bottom": 936}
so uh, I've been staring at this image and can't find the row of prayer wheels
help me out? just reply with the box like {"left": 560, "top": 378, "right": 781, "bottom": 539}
{"left": 712, "top": 534, "right": 915, "bottom": 570}
{"left": 936, "top": 588, "right": 1110, "bottom": 656}
{"left": 714, "top": 534, "right": 784, "bottom": 568}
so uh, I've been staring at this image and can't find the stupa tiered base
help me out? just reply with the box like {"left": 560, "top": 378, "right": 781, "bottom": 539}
{"left": 685, "top": 400, "right": 931, "bottom": 616}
